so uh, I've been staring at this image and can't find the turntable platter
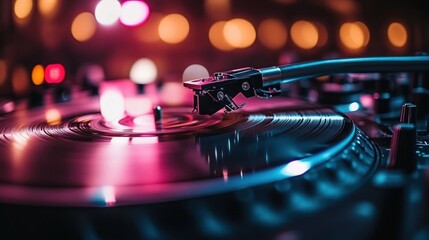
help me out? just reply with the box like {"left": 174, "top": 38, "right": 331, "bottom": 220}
{"left": 0, "top": 97, "right": 379, "bottom": 206}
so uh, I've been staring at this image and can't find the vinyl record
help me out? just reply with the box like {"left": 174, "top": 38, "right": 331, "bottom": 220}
{"left": 0, "top": 97, "right": 379, "bottom": 206}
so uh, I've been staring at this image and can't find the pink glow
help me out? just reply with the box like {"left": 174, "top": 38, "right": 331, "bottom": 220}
{"left": 102, "top": 186, "right": 116, "bottom": 206}
{"left": 125, "top": 96, "right": 152, "bottom": 116}
{"left": 120, "top": 1, "right": 150, "bottom": 27}
{"left": 45, "top": 63, "right": 65, "bottom": 84}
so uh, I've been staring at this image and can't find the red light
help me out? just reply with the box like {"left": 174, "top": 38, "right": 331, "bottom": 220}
{"left": 45, "top": 64, "right": 65, "bottom": 84}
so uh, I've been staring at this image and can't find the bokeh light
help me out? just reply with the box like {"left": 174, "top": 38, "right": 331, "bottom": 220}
{"left": 182, "top": 64, "right": 210, "bottom": 82}
{"left": 31, "top": 64, "right": 44, "bottom": 85}
{"left": 45, "top": 109, "right": 62, "bottom": 125}
{"left": 0, "top": 60, "right": 7, "bottom": 86}
{"left": 129, "top": 58, "right": 158, "bottom": 84}
{"left": 38, "top": 0, "right": 59, "bottom": 18}
{"left": 258, "top": 19, "right": 287, "bottom": 50}
{"left": 158, "top": 13, "right": 190, "bottom": 44}
{"left": 209, "top": 21, "right": 235, "bottom": 51}
{"left": 45, "top": 63, "right": 66, "bottom": 84}
{"left": 12, "top": 66, "right": 30, "bottom": 96}
{"left": 71, "top": 12, "right": 97, "bottom": 42}
{"left": 120, "top": 1, "right": 150, "bottom": 27}
{"left": 100, "top": 90, "right": 125, "bottom": 121}
{"left": 95, "top": 0, "right": 121, "bottom": 26}
{"left": 339, "top": 22, "right": 370, "bottom": 51}
{"left": 224, "top": 18, "right": 256, "bottom": 48}
{"left": 290, "top": 20, "right": 319, "bottom": 49}
{"left": 14, "top": 0, "right": 33, "bottom": 19}
{"left": 387, "top": 22, "right": 407, "bottom": 48}
{"left": 281, "top": 160, "right": 311, "bottom": 176}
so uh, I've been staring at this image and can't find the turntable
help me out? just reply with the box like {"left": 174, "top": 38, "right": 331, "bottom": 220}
{"left": 1, "top": 56, "right": 429, "bottom": 240}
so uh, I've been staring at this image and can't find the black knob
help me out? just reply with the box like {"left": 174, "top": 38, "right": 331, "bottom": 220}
{"left": 399, "top": 103, "right": 417, "bottom": 124}
{"left": 388, "top": 123, "right": 416, "bottom": 173}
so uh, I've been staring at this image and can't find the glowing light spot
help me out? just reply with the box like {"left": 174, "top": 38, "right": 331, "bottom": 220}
{"left": 258, "top": 19, "right": 287, "bottom": 50}
{"left": 222, "top": 169, "right": 229, "bottom": 181}
{"left": 339, "top": 22, "right": 370, "bottom": 51}
{"left": 12, "top": 66, "right": 29, "bottom": 96}
{"left": 0, "top": 60, "right": 7, "bottom": 86}
{"left": 38, "top": 0, "right": 59, "bottom": 18}
{"left": 209, "top": 21, "right": 235, "bottom": 51}
{"left": 224, "top": 18, "right": 256, "bottom": 48}
{"left": 31, "top": 64, "right": 44, "bottom": 85}
{"left": 14, "top": 0, "right": 33, "bottom": 19}
{"left": 129, "top": 58, "right": 157, "bottom": 84}
{"left": 281, "top": 160, "right": 311, "bottom": 176}
{"left": 110, "top": 137, "right": 129, "bottom": 145}
{"left": 120, "top": 1, "right": 150, "bottom": 27}
{"left": 348, "top": 102, "right": 360, "bottom": 112}
{"left": 387, "top": 22, "right": 407, "bottom": 48}
{"left": 158, "top": 13, "right": 190, "bottom": 44}
{"left": 95, "top": 0, "right": 121, "bottom": 26}
{"left": 182, "top": 64, "right": 209, "bottom": 82}
{"left": 131, "top": 137, "right": 158, "bottom": 144}
{"left": 160, "top": 82, "right": 186, "bottom": 106}
{"left": 102, "top": 186, "right": 116, "bottom": 206}
{"left": 45, "top": 64, "right": 65, "bottom": 84}
{"left": 100, "top": 90, "right": 125, "bottom": 121}
{"left": 12, "top": 132, "right": 29, "bottom": 151}
{"left": 71, "top": 12, "right": 97, "bottom": 42}
{"left": 290, "top": 20, "right": 319, "bottom": 49}
{"left": 125, "top": 96, "right": 153, "bottom": 116}
{"left": 45, "top": 109, "right": 62, "bottom": 125}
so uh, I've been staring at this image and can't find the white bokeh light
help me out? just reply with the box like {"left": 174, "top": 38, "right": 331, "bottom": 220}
{"left": 182, "top": 64, "right": 210, "bottom": 82}
{"left": 95, "top": 0, "right": 121, "bottom": 26}
{"left": 100, "top": 90, "right": 125, "bottom": 121}
{"left": 120, "top": 1, "right": 150, "bottom": 27}
{"left": 129, "top": 58, "right": 158, "bottom": 84}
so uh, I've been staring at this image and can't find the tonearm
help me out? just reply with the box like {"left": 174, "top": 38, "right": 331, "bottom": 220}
{"left": 183, "top": 56, "right": 429, "bottom": 115}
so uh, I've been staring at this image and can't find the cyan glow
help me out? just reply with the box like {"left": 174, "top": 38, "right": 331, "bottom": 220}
{"left": 348, "top": 102, "right": 360, "bottom": 112}
{"left": 281, "top": 160, "right": 311, "bottom": 176}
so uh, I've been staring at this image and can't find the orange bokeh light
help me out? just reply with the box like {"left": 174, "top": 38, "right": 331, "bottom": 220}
{"left": 339, "top": 21, "right": 370, "bottom": 51}
{"left": 209, "top": 21, "right": 235, "bottom": 51}
{"left": 31, "top": 64, "right": 44, "bottom": 85}
{"left": 290, "top": 20, "right": 319, "bottom": 49}
{"left": 71, "top": 12, "right": 97, "bottom": 42}
{"left": 38, "top": 0, "right": 59, "bottom": 18}
{"left": 14, "top": 0, "right": 33, "bottom": 19}
{"left": 223, "top": 18, "right": 256, "bottom": 48}
{"left": 387, "top": 22, "right": 407, "bottom": 48}
{"left": 158, "top": 13, "right": 190, "bottom": 44}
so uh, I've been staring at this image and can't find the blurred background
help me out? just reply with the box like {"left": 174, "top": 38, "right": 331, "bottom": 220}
{"left": 0, "top": 0, "right": 428, "bottom": 100}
